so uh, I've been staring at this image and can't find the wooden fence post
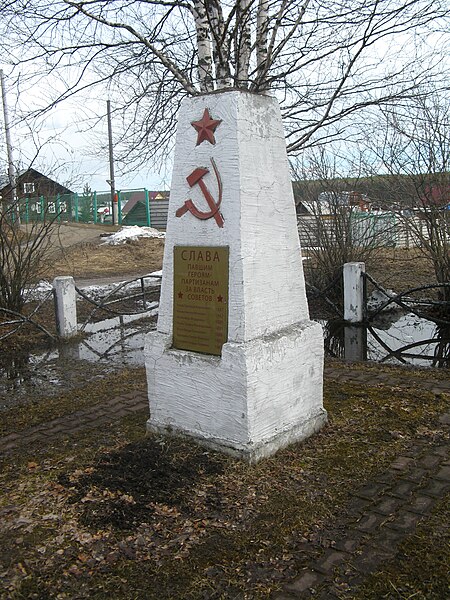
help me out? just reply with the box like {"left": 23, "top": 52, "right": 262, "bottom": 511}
{"left": 343, "top": 262, "right": 366, "bottom": 323}
{"left": 53, "top": 276, "right": 78, "bottom": 338}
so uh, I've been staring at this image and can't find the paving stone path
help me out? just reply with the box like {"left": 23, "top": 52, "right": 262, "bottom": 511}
{"left": 0, "top": 391, "right": 148, "bottom": 454}
{"left": 273, "top": 427, "right": 449, "bottom": 599}
{"left": 2, "top": 364, "right": 447, "bottom": 455}
{"left": 1, "top": 362, "right": 449, "bottom": 598}
{"left": 272, "top": 363, "right": 450, "bottom": 599}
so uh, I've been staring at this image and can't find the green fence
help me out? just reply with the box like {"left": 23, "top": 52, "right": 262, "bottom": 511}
{"left": 18, "top": 192, "right": 99, "bottom": 224}
{"left": 16, "top": 189, "right": 168, "bottom": 228}
{"left": 18, "top": 193, "right": 76, "bottom": 223}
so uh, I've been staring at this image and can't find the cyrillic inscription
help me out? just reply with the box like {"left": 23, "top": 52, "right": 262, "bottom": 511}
{"left": 173, "top": 246, "right": 229, "bottom": 356}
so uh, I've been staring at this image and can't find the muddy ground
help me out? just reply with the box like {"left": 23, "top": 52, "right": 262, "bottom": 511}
{"left": 0, "top": 224, "right": 449, "bottom": 599}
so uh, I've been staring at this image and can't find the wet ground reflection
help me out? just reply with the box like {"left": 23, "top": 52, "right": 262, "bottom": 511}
{"left": 1, "top": 309, "right": 448, "bottom": 405}
{"left": 0, "top": 311, "right": 157, "bottom": 405}
{"left": 324, "top": 312, "right": 450, "bottom": 368}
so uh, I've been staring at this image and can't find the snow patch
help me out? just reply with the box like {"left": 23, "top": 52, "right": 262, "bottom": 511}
{"left": 25, "top": 280, "right": 53, "bottom": 301}
{"left": 79, "top": 274, "right": 161, "bottom": 301}
{"left": 26, "top": 270, "right": 162, "bottom": 303}
{"left": 101, "top": 226, "right": 165, "bottom": 245}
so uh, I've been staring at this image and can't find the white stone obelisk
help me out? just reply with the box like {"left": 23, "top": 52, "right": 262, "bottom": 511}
{"left": 145, "top": 90, "right": 326, "bottom": 462}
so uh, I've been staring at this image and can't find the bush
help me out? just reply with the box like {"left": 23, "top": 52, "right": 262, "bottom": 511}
{"left": 0, "top": 202, "right": 57, "bottom": 313}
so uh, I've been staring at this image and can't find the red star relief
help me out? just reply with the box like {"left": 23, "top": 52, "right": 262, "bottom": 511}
{"left": 178, "top": 291, "right": 183, "bottom": 299}
{"left": 191, "top": 108, "right": 222, "bottom": 146}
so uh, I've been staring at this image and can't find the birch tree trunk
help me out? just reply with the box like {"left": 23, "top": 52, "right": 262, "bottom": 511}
{"left": 207, "top": 0, "right": 232, "bottom": 88}
{"left": 235, "top": 0, "right": 252, "bottom": 88}
{"left": 255, "top": 0, "right": 269, "bottom": 90}
{"left": 192, "top": 1, "right": 214, "bottom": 92}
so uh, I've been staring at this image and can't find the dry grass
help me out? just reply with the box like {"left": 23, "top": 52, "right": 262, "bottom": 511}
{"left": 42, "top": 237, "right": 165, "bottom": 280}
{"left": 0, "top": 371, "right": 448, "bottom": 599}
{"left": 32, "top": 223, "right": 436, "bottom": 290}
{"left": 0, "top": 368, "right": 147, "bottom": 438}
{"left": 302, "top": 246, "right": 436, "bottom": 293}
{"left": 368, "top": 247, "right": 435, "bottom": 291}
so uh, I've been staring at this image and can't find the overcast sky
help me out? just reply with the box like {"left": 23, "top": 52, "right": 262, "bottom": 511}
{"left": 1, "top": 8, "right": 448, "bottom": 196}
{"left": 0, "top": 70, "right": 170, "bottom": 193}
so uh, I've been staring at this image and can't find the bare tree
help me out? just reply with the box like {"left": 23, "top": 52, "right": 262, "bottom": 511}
{"left": 0, "top": 200, "right": 56, "bottom": 314}
{"left": 0, "top": 1, "right": 448, "bottom": 173}
{"left": 293, "top": 148, "right": 389, "bottom": 306}
{"left": 365, "top": 93, "right": 450, "bottom": 301}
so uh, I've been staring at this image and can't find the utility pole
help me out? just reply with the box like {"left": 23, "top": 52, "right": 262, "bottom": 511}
{"left": 0, "top": 69, "right": 17, "bottom": 215}
{"left": 106, "top": 99, "right": 118, "bottom": 225}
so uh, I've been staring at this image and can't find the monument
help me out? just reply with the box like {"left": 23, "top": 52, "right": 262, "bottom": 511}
{"left": 145, "top": 90, "right": 326, "bottom": 462}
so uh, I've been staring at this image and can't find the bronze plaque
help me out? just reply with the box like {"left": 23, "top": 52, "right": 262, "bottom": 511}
{"left": 173, "top": 246, "right": 229, "bottom": 356}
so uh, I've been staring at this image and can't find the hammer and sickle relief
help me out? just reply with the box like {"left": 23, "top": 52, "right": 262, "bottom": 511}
{"left": 175, "top": 157, "right": 224, "bottom": 228}
{"left": 175, "top": 108, "right": 224, "bottom": 228}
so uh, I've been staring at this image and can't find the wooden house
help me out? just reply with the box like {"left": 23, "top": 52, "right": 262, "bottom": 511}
{"left": 0, "top": 168, "right": 73, "bottom": 203}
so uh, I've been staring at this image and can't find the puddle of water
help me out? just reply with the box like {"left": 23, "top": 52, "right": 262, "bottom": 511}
{"left": 0, "top": 311, "right": 157, "bottom": 405}
{"left": 72, "top": 312, "right": 157, "bottom": 366}
{"left": 323, "top": 312, "right": 450, "bottom": 368}
{"left": 1, "top": 307, "right": 448, "bottom": 407}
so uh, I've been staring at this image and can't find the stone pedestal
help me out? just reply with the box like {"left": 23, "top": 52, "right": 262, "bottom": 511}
{"left": 145, "top": 90, "right": 326, "bottom": 462}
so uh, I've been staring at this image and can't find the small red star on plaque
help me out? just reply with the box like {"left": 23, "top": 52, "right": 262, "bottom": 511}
{"left": 191, "top": 108, "right": 222, "bottom": 146}
{"left": 217, "top": 295, "right": 223, "bottom": 303}
{"left": 178, "top": 291, "right": 183, "bottom": 299}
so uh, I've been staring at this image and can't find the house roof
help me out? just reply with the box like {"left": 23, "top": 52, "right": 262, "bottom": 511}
{"left": 122, "top": 190, "right": 169, "bottom": 214}
{"left": 0, "top": 174, "right": 9, "bottom": 190}
{"left": 0, "top": 167, "right": 74, "bottom": 195}
{"left": 121, "top": 191, "right": 146, "bottom": 214}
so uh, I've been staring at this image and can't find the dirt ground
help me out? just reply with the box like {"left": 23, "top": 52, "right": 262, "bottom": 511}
{"left": 0, "top": 366, "right": 448, "bottom": 599}
{"left": 1, "top": 225, "right": 448, "bottom": 599}
{"left": 361, "top": 247, "right": 437, "bottom": 292}
{"left": 38, "top": 223, "right": 165, "bottom": 282}
{"left": 25, "top": 221, "right": 117, "bottom": 251}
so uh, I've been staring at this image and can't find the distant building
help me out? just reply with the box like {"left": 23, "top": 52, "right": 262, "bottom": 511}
{"left": 297, "top": 190, "right": 371, "bottom": 216}
{"left": 422, "top": 184, "right": 450, "bottom": 208}
{"left": 122, "top": 190, "right": 169, "bottom": 229}
{"left": 0, "top": 168, "right": 73, "bottom": 205}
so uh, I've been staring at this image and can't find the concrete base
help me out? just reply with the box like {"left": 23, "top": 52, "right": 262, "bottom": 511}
{"left": 145, "top": 319, "right": 326, "bottom": 462}
{"left": 147, "top": 411, "right": 327, "bottom": 463}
